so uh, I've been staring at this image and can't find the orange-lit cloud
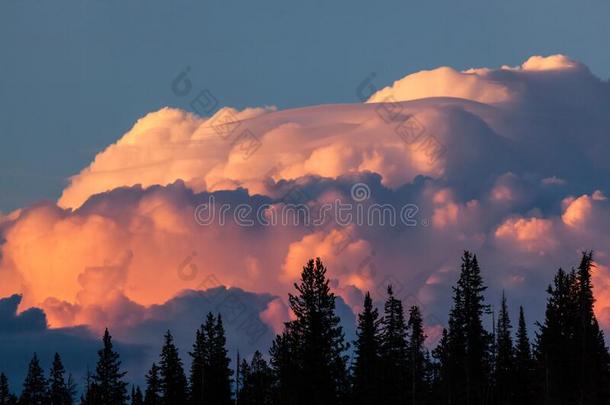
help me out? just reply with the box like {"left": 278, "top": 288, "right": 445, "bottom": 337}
{"left": 4, "top": 54, "right": 610, "bottom": 340}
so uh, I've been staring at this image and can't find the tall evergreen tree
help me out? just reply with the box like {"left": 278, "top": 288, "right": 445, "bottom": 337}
{"left": 514, "top": 306, "right": 533, "bottom": 405}
{"left": 91, "top": 328, "right": 128, "bottom": 405}
{"left": 189, "top": 313, "right": 233, "bottom": 405}
{"left": 48, "top": 353, "right": 73, "bottom": 405}
{"left": 0, "top": 373, "right": 17, "bottom": 405}
{"left": 494, "top": 292, "right": 513, "bottom": 405}
{"left": 237, "top": 351, "right": 273, "bottom": 405}
{"left": 19, "top": 353, "right": 48, "bottom": 405}
{"left": 130, "top": 386, "right": 143, "bottom": 405}
{"left": 209, "top": 315, "right": 233, "bottom": 405}
{"left": 573, "top": 251, "right": 610, "bottom": 405}
{"left": 7, "top": 250, "right": 610, "bottom": 405}
{"left": 535, "top": 267, "right": 579, "bottom": 405}
{"left": 431, "top": 328, "right": 451, "bottom": 404}
{"left": 144, "top": 363, "right": 162, "bottom": 405}
{"left": 406, "top": 305, "right": 430, "bottom": 405}
{"left": 188, "top": 321, "right": 207, "bottom": 404}
{"left": 269, "top": 258, "right": 349, "bottom": 405}
{"left": 439, "top": 251, "right": 491, "bottom": 405}
{"left": 351, "top": 292, "right": 382, "bottom": 405}
{"left": 236, "top": 357, "right": 249, "bottom": 404}
{"left": 380, "top": 285, "right": 409, "bottom": 405}
{"left": 269, "top": 331, "right": 299, "bottom": 405}
{"left": 80, "top": 370, "right": 98, "bottom": 405}
{"left": 534, "top": 253, "right": 610, "bottom": 405}
{"left": 158, "top": 331, "right": 188, "bottom": 405}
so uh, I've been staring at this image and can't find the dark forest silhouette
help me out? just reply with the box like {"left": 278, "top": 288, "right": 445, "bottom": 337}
{"left": 2, "top": 251, "right": 610, "bottom": 405}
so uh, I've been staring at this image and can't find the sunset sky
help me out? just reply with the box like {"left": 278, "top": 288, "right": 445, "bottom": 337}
{"left": 2, "top": 0, "right": 610, "bottom": 390}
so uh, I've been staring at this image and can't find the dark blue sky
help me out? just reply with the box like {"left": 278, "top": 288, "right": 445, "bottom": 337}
{"left": 1, "top": 0, "right": 609, "bottom": 211}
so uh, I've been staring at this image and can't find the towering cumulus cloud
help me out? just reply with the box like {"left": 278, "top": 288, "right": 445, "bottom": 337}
{"left": 2, "top": 56, "right": 610, "bottom": 370}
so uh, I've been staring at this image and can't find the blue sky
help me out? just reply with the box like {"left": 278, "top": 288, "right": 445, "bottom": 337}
{"left": 4, "top": 0, "right": 610, "bottom": 392}
{"left": 1, "top": 0, "right": 610, "bottom": 211}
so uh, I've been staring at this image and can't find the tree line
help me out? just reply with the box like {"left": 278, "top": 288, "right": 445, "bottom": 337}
{"left": 1, "top": 251, "right": 609, "bottom": 405}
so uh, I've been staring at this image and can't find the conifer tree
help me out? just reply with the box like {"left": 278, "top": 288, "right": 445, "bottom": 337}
{"left": 19, "top": 353, "right": 48, "bottom": 405}
{"left": 80, "top": 370, "right": 99, "bottom": 405}
{"left": 144, "top": 363, "right": 162, "bottom": 405}
{"left": 158, "top": 330, "right": 188, "bottom": 404}
{"left": 189, "top": 313, "right": 233, "bottom": 404}
{"left": 514, "top": 306, "right": 533, "bottom": 405}
{"left": 380, "top": 285, "right": 409, "bottom": 405}
{"left": 0, "top": 373, "right": 17, "bottom": 405}
{"left": 440, "top": 251, "right": 491, "bottom": 405}
{"left": 406, "top": 305, "right": 430, "bottom": 405}
{"left": 91, "top": 328, "right": 128, "bottom": 405}
{"left": 269, "top": 258, "right": 349, "bottom": 405}
{"left": 209, "top": 315, "right": 233, "bottom": 405}
{"left": 444, "top": 281, "right": 467, "bottom": 404}
{"left": 351, "top": 292, "right": 381, "bottom": 405}
{"left": 48, "top": 353, "right": 73, "bottom": 405}
{"left": 535, "top": 267, "right": 579, "bottom": 405}
{"left": 130, "top": 386, "right": 143, "bottom": 405}
{"left": 573, "top": 251, "right": 610, "bottom": 405}
{"left": 269, "top": 331, "right": 298, "bottom": 405}
{"left": 8, "top": 250, "right": 610, "bottom": 405}
{"left": 431, "top": 328, "right": 451, "bottom": 404}
{"left": 188, "top": 322, "right": 207, "bottom": 404}
{"left": 237, "top": 351, "right": 273, "bottom": 405}
{"left": 494, "top": 292, "right": 513, "bottom": 405}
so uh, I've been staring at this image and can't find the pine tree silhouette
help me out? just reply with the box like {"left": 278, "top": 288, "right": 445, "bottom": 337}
{"left": 80, "top": 370, "right": 98, "bottom": 405}
{"left": 379, "top": 285, "right": 409, "bottom": 405}
{"left": 431, "top": 328, "right": 450, "bottom": 404}
{"left": 19, "top": 353, "right": 48, "bottom": 405}
{"left": 514, "top": 306, "right": 533, "bottom": 405}
{"left": 573, "top": 251, "right": 610, "bottom": 405}
{"left": 189, "top": 313, "right": 233, "bottom": 404}
{"left": 188, "top": 320, "right": 207, "bottom": 404}
{"left": 210, "top": 315, "right": 233, "bottom": 405}
{"left": 5, "top": 250, "right": 610, "bottom": 405}
{"left": 89, "top": 328, "right": 128, "bottom": 405}
{"left": 406, "top": 305, "right": 430, "bottom": 405}
{"left": 351, "top": 292, "right": 382, "bottom": 405}
{"left": 270, "top": 258, "right": 349, "bottom": 405}
{"left": 494, "top": 292, "right": 513, "bottom": 405}
{"left": 535, "top": 267, "right": 579, "bottom": 405}
{"left": 158, "top": 330, "right": 188, "bottom": 404}
{"left": 0, "top": 373, "right": 17, "bottom": 405}
{"left": 130, "top": 386, "right": 143, "bottom": 405}
{"left": 237, "top": 351, "right": 273, "bottom": 405}
{"left": 269, "top": 330, "right": 299, "bottom": 404}
{"left": 439, "top": 251, "right": 492, "bottom": 405}
{"left": 144, "top": 363, "right": 162, "bottom": 405}
{"left": 48, "top": 352, "right": 73, "bottom": 405}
